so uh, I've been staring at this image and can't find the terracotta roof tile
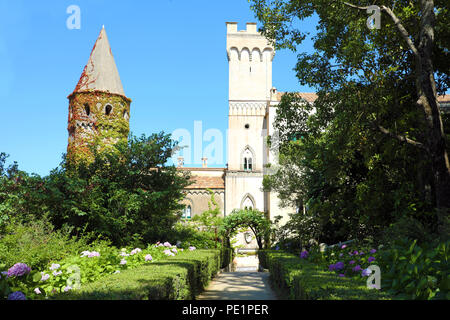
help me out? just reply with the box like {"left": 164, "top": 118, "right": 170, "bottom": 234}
{"left": 276, "top": 92, "right": 318, "bottom": 103}
{"left": 185, "top": 175, "right": 225, "bottom": 189}
{"left": 277, "top": 92, "right": 450, "bottom": 104}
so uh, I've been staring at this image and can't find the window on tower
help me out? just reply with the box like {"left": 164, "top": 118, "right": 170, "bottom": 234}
{"left": 243, "top": 148, "right": 253, "bottom": 171}
{"left": 84, "top": 104, "right": 90, "bottom": 116}
{"left": 105, "top": 104, "right": 112, "bottom": 115}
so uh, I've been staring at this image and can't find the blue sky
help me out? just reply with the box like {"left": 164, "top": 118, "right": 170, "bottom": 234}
{"left": 0, "top": 0, "right": 316, "bottom": 176}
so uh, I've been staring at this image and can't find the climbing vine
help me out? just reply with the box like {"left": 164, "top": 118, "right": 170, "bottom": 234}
{"left": 66, "top": 91, "right": 131, "bottom": 165}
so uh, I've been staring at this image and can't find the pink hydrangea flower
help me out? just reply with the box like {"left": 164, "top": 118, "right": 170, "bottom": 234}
{"left": 88, "top": 251, "right": 100, "bottom": 258}
{"left": 130, "top": 248, "right": 142, "bottom": 255}
{"left": 171, "top": 248, "right": 178, "bottom": 253}
{"left": 163, "top": 242, "right": 172, "bottom": 247}
{"left": 164, "top": 249, "right": 175, "bottom": 256}
{"left": 52, "top": 270, "right": 62, "bottom": 276}
{"left": 34, "top": 288, "right": 41, "bottom": 294}
{"left": 145, "top": 254, "right": 153, "bottom": 261}
{"left": 49, "top": 263, "right": 60, "bottom": 271}
{"left": 40, "top": 273, "right": 50, "bottom": 281}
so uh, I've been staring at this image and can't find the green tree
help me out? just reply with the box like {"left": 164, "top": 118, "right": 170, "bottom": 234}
{"left": 220, "top": 209, "right": 272, "bottom": 249}
{"left": 0, "top": 132, "right": 191, "bottom": 247}
{"left": 251, "top": 0, "right": 449, "bottom": 240}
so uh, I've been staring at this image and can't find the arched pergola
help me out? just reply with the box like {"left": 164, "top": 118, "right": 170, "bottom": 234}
{"left": 220, "top": 208, "right": 271, "bottom": 250}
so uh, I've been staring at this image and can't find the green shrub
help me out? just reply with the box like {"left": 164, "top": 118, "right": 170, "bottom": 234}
{"left": 52, "top": 249, "right": 221, "bottom": 300}
{"left": 378, "top": 238, "right": 449, "bottom": 300}
{"left": 169, "top": 222, "right": 218, "bottom": 249}
{"left": 0, "top": 217, "right": 91, "bottom": 271}
{"left": 258, "top": 250, "right": 392, "bottom": 300}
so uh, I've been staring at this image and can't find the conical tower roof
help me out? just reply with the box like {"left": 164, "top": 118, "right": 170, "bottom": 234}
{"left": 71, "top": 26, "right": 127, "bottom": 98}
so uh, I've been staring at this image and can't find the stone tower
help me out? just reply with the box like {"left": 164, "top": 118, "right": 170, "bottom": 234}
{"left": 225, "top": 22, "right": 275, "bottom": 215}
{"left": 67, "top": 26, "right": 131, "bottom": 164}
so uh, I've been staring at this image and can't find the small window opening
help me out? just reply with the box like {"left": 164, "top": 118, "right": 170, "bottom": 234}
{"left": 84, "top": 104, "right": 90, "bottom": 116}
{"left": 182, "top": 205, "right": 192, "bottom": 219}
{"left": 105, "top": 104, "right": 112, "bottom": 115}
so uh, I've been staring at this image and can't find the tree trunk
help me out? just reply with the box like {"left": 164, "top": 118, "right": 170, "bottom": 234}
{"left": 417, "top": 0, "right": 450, "bottom": 238}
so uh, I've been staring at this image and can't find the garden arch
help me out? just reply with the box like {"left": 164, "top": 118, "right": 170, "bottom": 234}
{"left": 220, "top": 208, "right": 271, "bottom": 250}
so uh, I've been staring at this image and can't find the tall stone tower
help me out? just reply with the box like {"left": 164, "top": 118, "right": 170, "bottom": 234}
{"left": 67, "top": 26, "right": 131, "bottom": 164}
{"left": 225, "top": 22, "right": 275, "bottom": 215}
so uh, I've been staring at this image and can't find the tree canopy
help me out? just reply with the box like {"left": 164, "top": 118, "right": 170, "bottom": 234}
{"left": 251, "top": 0, "right": 450, "bottom": 243}
{"left": 220, "top": 209, "right": 272, "bottom": 249}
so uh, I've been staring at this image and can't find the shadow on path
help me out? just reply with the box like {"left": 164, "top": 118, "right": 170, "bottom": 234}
{"left": 196, "top": 272, "right": 278, "bottom": 300}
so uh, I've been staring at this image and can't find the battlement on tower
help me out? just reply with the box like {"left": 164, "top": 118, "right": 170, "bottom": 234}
{"left": 226, "top": 22, "right": 275, "bottom": 62}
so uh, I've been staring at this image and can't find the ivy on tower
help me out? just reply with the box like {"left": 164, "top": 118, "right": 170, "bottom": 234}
{"left": 67, "top": 26, "right": 131, "bottom": 164}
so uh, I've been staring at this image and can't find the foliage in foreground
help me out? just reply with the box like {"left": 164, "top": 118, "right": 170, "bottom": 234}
{"left": 51, "top": 249, "right": 222, "bottom": 300}
{"left": 258, "top": 250, "right": 391, "bottom": 300}
{"left": 0, "top": 241, "right": 199, "bottom": 300}
{"left": 269, "top": 238, "right": 449, "bottom": 300}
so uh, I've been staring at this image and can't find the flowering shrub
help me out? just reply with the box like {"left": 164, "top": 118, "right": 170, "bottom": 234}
{"left": 0, "top": 240, "right": 193, "bottom": 300}
{"left": 287, "top": 239, "right": 449, "bottom": 300}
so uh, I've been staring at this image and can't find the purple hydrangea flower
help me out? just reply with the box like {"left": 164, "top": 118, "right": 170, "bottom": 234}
{"left": 341, "top": 244, "right": 347, "bottom": 249}
{"left": 349, "top": 260, "right": 355, "bottom": 265}
{"left": 362, "top": 268, "right": 372, "bottom": 277}
{"left": 52, "top": 270, "right": 62, "bottom": 276}
{"left": 352, "top": 265, "right": 362, "bottom": 272}
{"left": 339, "top": 253, "right": 343, "bottom": 257}
{"left": 370, "top": 249, "right": 377, "bottom": 254}
{"left": 353, "top": 251, "right": 359, "bottom": 255}
{"left": 359, "top": 251, "right": 365, "bottom": 255}
{"left": 145, "top": 254, "right": 153, "bottom": 262}
{"left": 275, "top": 245, "right": 280, "bottom": 251}
{"left": 368, "top": 256, "right": 376, "bottom": 263}
{"left": 63, "top": 286, "right": 72, "bottom": 292}
{"left": 171, "top": 248, "right": 178, "bottom": 254}
{"left": 329, "top": 264, "right": 335, "bottom": 271}
{"left": 300, "top": 250, "right": 308, "bottom": 259}
{"left": 338, "top": 274, "right": 345, "bottom": 277}
{"left": 7, "top": 263, "right": 31, "bottom": 277}
{"left": 189, "top": 246, "right": 196, "bottom": 251}
{"left": 334, "top": 261, "right": 345, "bottom": 270}
{"left": 163, "top": 242, "right": 172, "bottom": 247}
{"left": 8, "top": 291, "right": 27, "bottom": 300}
{"left": 120, "top": 259, "right": 127, "bottom": 265}
{"left": 120, "top": 252, "right": 129, "bottom": 257}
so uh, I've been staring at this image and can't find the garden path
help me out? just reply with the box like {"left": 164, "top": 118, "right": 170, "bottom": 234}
{"left": 196, "top": 255, "right": 278, "bottom": 300}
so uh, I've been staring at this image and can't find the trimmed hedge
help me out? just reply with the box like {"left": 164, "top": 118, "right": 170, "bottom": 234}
{"left": 258, "top": 250, "right": 394, "bottom": 300}
{"left": 52, "top": 249, "right": 222, "bottom": 300}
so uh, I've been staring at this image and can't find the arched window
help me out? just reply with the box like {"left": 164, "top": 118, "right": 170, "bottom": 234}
{"left": 243, "top": 148, "right": 253, "bottom": 171}
{"left": 84, "top": 103, "right": 90, "bottom": 116}
{"left": 242, "top": 196, "right": 254, "bottom": 210}
{"left": 182, "top": 205, "right": 192, "bottom": 219}
{"left": 105, "top": 104, "right": 112, "bottom": 115}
